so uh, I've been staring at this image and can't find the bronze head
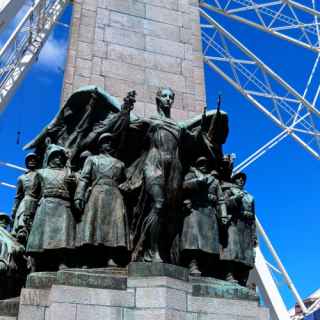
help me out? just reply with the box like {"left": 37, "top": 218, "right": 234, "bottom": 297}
{"left": 232, "top": 172, "right": 247, "bottom": 188}
{"left": 47, "top": 149, "right": 67, "bottom": 169}
{"left": 25, "top": 153, "right": 39, "bottom": 171}
{"left": 98, "top": 133, "right": 114, "bottom": 154}
{"left": 0, "top": 213, "right": 11, "bottom": 229}
{"left": 156, "top": 87, "right": 175, "bottom": 117}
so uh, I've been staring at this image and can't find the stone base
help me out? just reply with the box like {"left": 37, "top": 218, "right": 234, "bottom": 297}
{"left": 129, "top": 262, "right": 189, "bottom": 281}
{"left": 9, "top": 263, "right": 269, "bottom": 320}
{"left": 26, "top": 267, "right": 128, "bottom": 291}
{"left": 190, "top": 276, "right": 259, "bottom": 301}
{"left": 0, "top": 297, "right": 19, "bottom": 317}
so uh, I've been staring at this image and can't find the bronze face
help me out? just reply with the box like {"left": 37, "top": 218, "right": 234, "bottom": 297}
{"left": 48, "top": 152, "right": 67, "bottom": 168}
{"left": 157, "top": 88, "right": 174, "bottom": 112}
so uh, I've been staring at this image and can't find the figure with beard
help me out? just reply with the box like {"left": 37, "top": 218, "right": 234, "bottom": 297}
{"left": 11, "top": 153, "right": 40, "bottom": 241}
{"left": 220, "top": 172, "right": 257, "bottom": 286}
{"left": 180, "top": 157, "right": 227, "bottom": 276}
{"left": 26, "top": 146, "right": 77, "bottom": 271}
{"left": 74, "top": 133, "right": 130, "bottom": 268}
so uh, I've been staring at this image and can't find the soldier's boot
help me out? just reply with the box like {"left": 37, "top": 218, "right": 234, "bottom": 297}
{"left": 106, "top": 258, "right": 117, "bottom": 267}
{"left": 225, "top": 272, "right": 238, "bottom": 284}
{"left": 189, "top": 259, "right": 201, "bottom": 276}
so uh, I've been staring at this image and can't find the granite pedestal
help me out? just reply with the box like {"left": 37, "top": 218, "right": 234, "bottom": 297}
{"left": 4, "top": 263, "right": 269, "bottom": 320}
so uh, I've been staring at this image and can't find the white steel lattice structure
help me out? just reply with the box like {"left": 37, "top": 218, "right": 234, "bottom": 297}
{"left": 0, "top": 0, "right": 68, "bottom": 113}
{"left": 200, "top": 1, "right": 320, "bottom": 319}
{"left": 0, "top": 0, "right": 25, "bottom": 34}
{"left": 200, "top": 0, "right": 320, "bottom": 172}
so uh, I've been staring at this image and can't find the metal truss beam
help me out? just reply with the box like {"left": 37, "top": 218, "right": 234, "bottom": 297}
{"left": 0, "top": 160, "right": 26, "bottom": 172}
{"left": 234, "top": 52, "right": 320, "bottom": 173}
{"left": 0, "top": 0, "right": 25, "bottom": 34}
{"left": 200, "top": 8, "right": 320, "bottom": 160}
{"left": 200, "top": 0, "right": 320, "bottom": 52}
{"left": 0, "top": 0, "right": 69, "bottom": 113}
{"left": 0, "top": 180, "right": 16, "bottom": 189}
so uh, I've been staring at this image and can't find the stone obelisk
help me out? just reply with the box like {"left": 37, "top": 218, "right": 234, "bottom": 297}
{"left": 61, "top": 0, "right": 206, "bottom": 119}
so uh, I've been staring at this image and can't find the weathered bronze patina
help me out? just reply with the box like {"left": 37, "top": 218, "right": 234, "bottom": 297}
{"left": 0, "top": 213, "right": 26, "bottom": 299}
{"left": 4, "top": 85, "right": 257, "bottom": 291}
{"left": 220, "top": 172, "right": 257, "bottom": 286}
{"left": 181, "top": 157, "right": 227, "bottom": 276}
{"left": 26, "top": 145, "right": 77, "bottom": 271}
{"left": 11, "top": 153, "right": 39, "bottom": 243}
{"left": 74, "top": 133, "right": 130, "bottom": 268}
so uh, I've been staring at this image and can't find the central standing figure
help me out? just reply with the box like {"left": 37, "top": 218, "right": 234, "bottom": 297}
{"left": 130, "top": 88, "right": 185, "bottom": 262}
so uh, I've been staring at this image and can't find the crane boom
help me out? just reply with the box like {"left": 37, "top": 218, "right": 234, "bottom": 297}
{"left": 0, "top": 0, "right": 25, "bottom": 34}
{"left": 0, "top": 0, "right": 69, "bottom": 113}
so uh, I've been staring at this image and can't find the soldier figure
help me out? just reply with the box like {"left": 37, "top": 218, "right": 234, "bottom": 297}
{"left": 180, "top": 157, "right": 227, "bottom": 276}
{"left": 0, "top": 213, "right": 25, "bottom": 299}
{"left": 220, "top": 172, "right": 257, "bottom": 286}
{"left": 0, "top": 214, "right": 14, "bottom": 274}
{"left": 11, "top": 153, "right": 39, "bottom": 242}
{"left": 26, "top": 146, "right": 77, "bottom": 271}
{"left": 74, "top": 133, "right": 130, "bottom": 268}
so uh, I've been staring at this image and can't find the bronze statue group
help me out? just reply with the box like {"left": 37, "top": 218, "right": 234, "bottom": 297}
{"left": 0, "top": 86, "right": 257, "bottom": 299}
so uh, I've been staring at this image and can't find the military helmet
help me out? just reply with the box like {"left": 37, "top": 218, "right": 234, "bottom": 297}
{"left": 0, "top": 213, "right": 11, "bottom": 226}
{"left": 231, "top": 172, "right": 247, "bottom": 183}
{"left": 98, "top": 133, "right": 113, "bottom": 145}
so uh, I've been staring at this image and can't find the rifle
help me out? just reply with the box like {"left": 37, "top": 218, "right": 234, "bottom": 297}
{"left": 208, "top": 93, "right": 222, "bottom": 140}
{"left": 201, "top": 105, "right": 207, "bottom": 131}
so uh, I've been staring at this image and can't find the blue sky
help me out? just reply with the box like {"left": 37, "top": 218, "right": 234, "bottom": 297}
{"left": 0, "top": 1, "right": 319, "bottom": 310}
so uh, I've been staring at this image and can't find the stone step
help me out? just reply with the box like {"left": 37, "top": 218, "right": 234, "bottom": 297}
{"left": 26, "top": 267, "right": 128, "bottom": 290}
{"left": 0, "top": 297, "right": 19, "bottom": 318}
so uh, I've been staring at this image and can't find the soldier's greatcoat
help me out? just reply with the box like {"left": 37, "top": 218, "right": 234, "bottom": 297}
{"left": 180, "top": 168, "right": 223, "bottom": 255}
{"left": 11, "top": 171, "right": 38, "bottom": 236}
{"left": 75, "top": 154, "right": 130, "bottom": 249}
{"left": 26, "top": 167, "right": 76, "bottom": 253}
{"left": 220, "top": 183, "right": 256, "bottom": 268}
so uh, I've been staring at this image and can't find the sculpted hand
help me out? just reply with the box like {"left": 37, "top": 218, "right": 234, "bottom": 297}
{"left": 238, "top": 192, "right": 245, "bottom": 199}
{"left": 220, "top": 216, "right": 229, "bottom": 225}
{"left": 74, "top": 199, "right": 85, "bottom": 211}
{"left": 243, "top": 211, "right": 254, "bottom": 220}
{"left": 65, "top": 174, "right": 76, "bottom": 185}
{"left": 0, "top": 262, "right": 7, "bottom": 274}
{"left": 198, "top": 176, "right": 208, "bottom": 186}
{"left": 119, "top": 182, "right": 129, "bottom": 193}
{"left": 122, "top": 91, "right": 136, "bottom": 112}
{"left": 208, "top": 194, "right": 217, "bottom": 202}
